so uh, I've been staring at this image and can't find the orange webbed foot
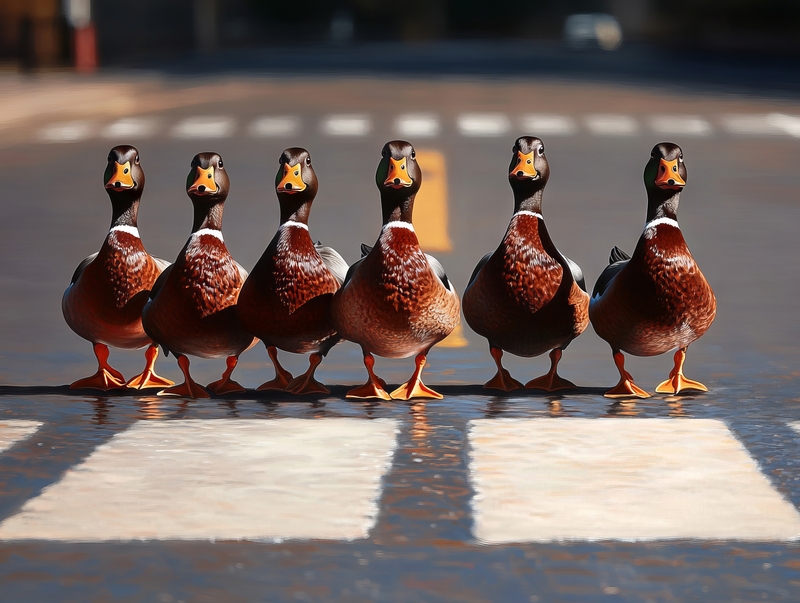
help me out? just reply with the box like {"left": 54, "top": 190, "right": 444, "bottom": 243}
{"left": 346, "top": 382, "right": 392, "bottom": 400}
{"left": 605, "top": 350, "right": 650, "bottom": 399}
{"left": 286, "top": 354, "right": 330, "bottom": 395}
{"left": 256, "top": 346, "right": 293, "bottom": 391}
{"left": 525, "top": 373, "right": 577, "bottom": 392}
{"left": 157, "top": 355, "right": 210, "bottom": 399}
{"left": 70, "top": 343, "right": 126, "bottom": 391}
{"left": 207, "top": 356, "right": 245, "bottom": 395}
{"left": 654, "top": 348, "right": 708, "bottom": 394}
{"left": 127, "top": 345, "right": 174, "bottom": 390}
{"left": 390, "top": 353, "right": 443, "bottom": 400}
{"left": 483, "top": 347, "right": 522, "bottom": 392}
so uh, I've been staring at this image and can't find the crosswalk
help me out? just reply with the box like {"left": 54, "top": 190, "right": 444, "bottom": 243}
{"left": 35, "top": 112, "right": 800, "bottom": 143}
{"left": 1, "top": 417, "right": 799, "bottom": 543}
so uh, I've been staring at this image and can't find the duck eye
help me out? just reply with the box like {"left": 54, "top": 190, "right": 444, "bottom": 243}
{"left": 537, "top": 146, "right": 544, "bottom": 156}
{"left": 305, "top": 156, "right": 311, "bottom": 166}
{"left": 108, "top": 154, "right": 114, "bottom": 163}
{"left": 218, "top": 160, "right": 223, "bottom": 168}
{"left": 411, "top": 150, "right": 416, "bottom": 159}
{"left": 134, "top": 155, "right": 140, "bottom": 164}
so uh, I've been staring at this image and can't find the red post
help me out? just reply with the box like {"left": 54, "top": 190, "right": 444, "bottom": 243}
{"left": 74, "top": 22, "right": 97, "bottom": 73}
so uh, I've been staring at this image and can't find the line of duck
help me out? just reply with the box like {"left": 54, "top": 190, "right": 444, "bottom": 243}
{"left": 62, "top": 137, "right": 716, "bottom": 400}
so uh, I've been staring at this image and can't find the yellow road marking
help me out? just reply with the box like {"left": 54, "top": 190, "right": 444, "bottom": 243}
{"left": 439, "top": 322, "right": 468, "bottom": 348}
{"left": 413, "top": 150, "right": 452, "bottom": 253}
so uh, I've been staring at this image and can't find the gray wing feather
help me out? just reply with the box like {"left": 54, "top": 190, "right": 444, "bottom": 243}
{"left": 70, "top": 252, "right": 98, "bottom": 285}
{"left": 152, "top": 256, "right": 171, "bottom": 273}
{"left": 424, "top": 253, "right": 453, "bottom": 292}
{"left": 591, "top": 247, "right": 629, "bottom": 300}
{"left": 562, "top": 253, "right": 587, "bottom": 292}
{"left": 315, "top": 243, "right": 349, "bottom": 285}
{"left": 466, "top": 252, "right": 493, "bottom": 291}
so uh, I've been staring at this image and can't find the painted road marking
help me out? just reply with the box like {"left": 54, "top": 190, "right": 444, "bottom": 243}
{"left": 584, "top": 114, "right": 639, "bottom": 135}
{"left": 413, "top": 149, "right": 452, "bottom": 253}
{"left": 469, "top": 418, "right": 800, "bottom": 542}
{"left": 0, "top": 418, "right": 397, "bottom": 542}
{"left": 649, "top": 115, "right": 712, "bottom": 136}
{"left": 171, "top": 116, "right": 236, "bottom": 139}
{"left": 519, "top": 114, "right": 578, "bottom": 136}
{"left": 395, "top": 113, "right": 440, "bottom": 137}
{"left": 249, "top": 116, "right": 301, "bottom": 137}
{"left": 457, "top": 113, "right": 511, "bottom": 137}
{"left": 0, "top": 420, "right": 41, "bottom": 454}
{"left": 38, "top": 121, "right": 95, "bottom": 143}
{"left": 721, "top": 114, "right": 790, "bottom": 136}
{"left": 321, "top": 114, "right": 371, "bottom": 137}
{"left": 102, "top": 117, "right": 159, "bottom": 139}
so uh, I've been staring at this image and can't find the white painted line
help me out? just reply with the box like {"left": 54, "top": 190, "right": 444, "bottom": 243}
{"left": 0, "top": 420, "right": 41, "bottom": 454}
{"left": 0, "top": 418, "right": 397, "bottom": 542}
{"left": 584, "top": 114, "right": 639, "bottom": 136}
{"left": 768, "top": 113, "right": 800, "bottom": 137}
{"left": 171, "top": 116, "right": 235, "bottom": 139}
{"left": 395, "top": 113, "right": 440, "bottom": 138}
{"left": 102, "top": 117, "right": 159, "bottom": 139}
{"left": 38, "top": 121, "right": 95, "bottom": 143}
{"left": 721, "top": 114, "right": 788, "bottom": 136}
{"left": 457, "top": 113, "right": 511, "bottom": 137}
{"left": 321, "top": 114, "right": 371, "bottom": 137}
{"left": 469, "top": 418, "right": 800, "bottom": 542}
{"left": 249, "top": 116, "right": 300, "bottom": 137}
{"left": 519, "top": 114, "right": 578, "bottom": 136}
{"left": 649, "top": 115, "right": 712, "bottom": 136}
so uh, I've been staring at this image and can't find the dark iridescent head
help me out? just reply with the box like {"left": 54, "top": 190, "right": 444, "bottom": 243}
{"left": 508, "top": 136, "right": 549, "bottom": 191}
{"left": 186, "top": 152, "right": 229, "bottom": 200}
{"left": 644, "top": 142, "right": 687, "bottom": 193}
{"left": 275, "top": 147, "right": 318, "bottom": 200}
{"left": 375, "top": 140, "right": 422, "bottom": 197}
{"left": 104, "top": 145, "right": 144, "bottom": 195}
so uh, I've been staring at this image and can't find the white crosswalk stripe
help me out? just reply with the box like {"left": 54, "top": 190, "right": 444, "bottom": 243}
{"left": 38, "top": 120, "right": 95, "bottom": 143}
{"left": 395, "top": 113, "right": 440, "bottom": 137}
{"left": 0, "top": 418, "right": 398, "bottom": 542}
{"left": 722, "top": 113, "right": 800, "bottom": 137}
{"left": 321, "top": 114, "right": 372, "bottom": 136}
{"left": 171, "top": 116, "right": 236, "bottom": 139}
{"left": 0, "top": 420, "right": 41, "bottom": 454}
{"left": 584, "top": 114, "right": 639, "bottom": 135}
{"left": 249, "top": 116, "right": 301, "bottom": 137}
{"left": 457, "top": 113, "right": 511, "bottom": 137}
{"left": 102, "top": 117, "right": 159, "bottom": 139}
{"left": 519, "top": 114, "right": 578, "bottom": 136}
{"left": 649, "top": 115, "right": 712, "bottom": 136}
{"left": 469, "top": 418, "right": 800, "bottom": 543}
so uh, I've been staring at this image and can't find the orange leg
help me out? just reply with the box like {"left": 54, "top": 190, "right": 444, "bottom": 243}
{"left": 207, "top": 355, "right": 246, "bottom": 395}
{"left": 525, "top": 349, "right": 577, "bottom": 391}
{"left": 286, "top": 353, "right": 330, "bottom": 395}
{"left": 483, "top": 346, "right": 523, "bottom": 392}
{"left": 257, "top": 345, "right": 294, "bottom": 391}
{"left": 126, "top": 344, "right": 175, "bottom": 390}
{"left": 605, "top": 350, "right": 650, "bottom": 399}
{"left": 346, "top": 352, "right": 391, "bottom": 400}
{"left": 70, "top": 343, "right": 127, "bottom": 391}
{"left": 655, "top": 347, "right": 708, "bottom": 394}
{"left": 390, "top": 353, "right": 443, "bottom": 401}
{"left": 158, "top": 355, "right": 210, "bottom": 399}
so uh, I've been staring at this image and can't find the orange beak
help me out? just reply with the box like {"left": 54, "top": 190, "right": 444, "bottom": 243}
{"left": 509, "top": 151, "right": 537, "bottom": 179}
{"left": 105, "top": 161, "right": 134, "bottom": 190}
{"left": 384, "top": 157, "right": 413, "bottom": 188}
{"left": 654, "top": 158, "right": 685, "bottom": 189}
{"left": 188, "top": 166, "right": 218, "bottom": 195}
{"left": 277, "top": 162, "right": 306, "bottom": 194}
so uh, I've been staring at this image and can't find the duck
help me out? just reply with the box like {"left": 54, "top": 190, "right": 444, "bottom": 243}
{"left": 330, "top": 140, "right": 460, "bottom": 401}
{"left": 589, "top": 142, "right": 716, "bottom": 398}
{"left": 462, "top": 136, "right": 590, "bottom": 392}
{"left": 62, "top": 145, "right": 173, "bottom": 391}
{"left": 142, "top": 152, "right": 256, "bottom": 399}
{"left": 237, "top": 147, "right": 348, "bottom": 394}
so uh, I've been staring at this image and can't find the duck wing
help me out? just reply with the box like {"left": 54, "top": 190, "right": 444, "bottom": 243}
{"left": 466, "top": 251, "right": 492, "bottom": 290}
{"left": 562, "top": 253, "right": 587, "bottom": 292}
{"left": 69, "top": 252, "right": 98, "bottom": 285}
{"left": 342, "top": 243, "right": 372, "bottom": 287}
{"left": 314, "top": 242, "right": 349, "bottom": 285}
{"left": 148, "top": 264, "right": 173, "bottom": 301}
{"left": 424, "top": 253, "right": 454, "bottom": 293}
{"left": 591, "top": 246, "right": 630, "bottom": 300}
{"left": 152, "top": 256, "right": 171, "bottom": 274}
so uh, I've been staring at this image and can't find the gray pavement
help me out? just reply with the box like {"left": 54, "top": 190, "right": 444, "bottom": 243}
{"left": 1, "top": 69, "right": 800, "bottom": 601}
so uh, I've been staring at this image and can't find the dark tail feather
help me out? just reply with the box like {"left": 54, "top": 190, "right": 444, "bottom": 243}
{"left": 609, "top": 246, "right": 630, "bottom": 264}
{"left": 360, "top": 243, "right": 372, "bottom": 258}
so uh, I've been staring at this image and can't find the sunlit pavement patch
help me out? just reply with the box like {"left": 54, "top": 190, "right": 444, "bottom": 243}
{"left": 0, "top": 418, "right": 397, "bottom": 542}
{"left": 469, "top": 418, "right": 800, "bottom": 543}
{"left": 0, "top": 420, "right": 41, "bottom": 454}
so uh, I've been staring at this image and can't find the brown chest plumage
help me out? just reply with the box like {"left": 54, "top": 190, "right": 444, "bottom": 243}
{"left": 178, "top": 234, "right": 243, "bottom": 319}
{"left": 101, "top": 231, "right": 160, "bottom": 309}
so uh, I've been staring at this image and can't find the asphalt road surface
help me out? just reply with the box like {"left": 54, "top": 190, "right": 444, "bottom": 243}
{"left": 1, "top": 60, "right": 800, "bottom": 602}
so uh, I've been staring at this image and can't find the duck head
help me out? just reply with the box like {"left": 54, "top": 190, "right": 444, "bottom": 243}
{"left": 643, "top": 142, "right": 686, "bottom": 221}
{"left": 186, "top": 152, "right": 229, "bottom": 232}
{"left": 104, "top": 145, "right": 145, "bottom": 228}
{"left": 275, "top": 147, "right": 318, "bottom": 225}
{"left": 375, "top": 140, "right": 422, "bottom": 224}
{"left": 508, "top": 136, "right": 549, "bottom": 213}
